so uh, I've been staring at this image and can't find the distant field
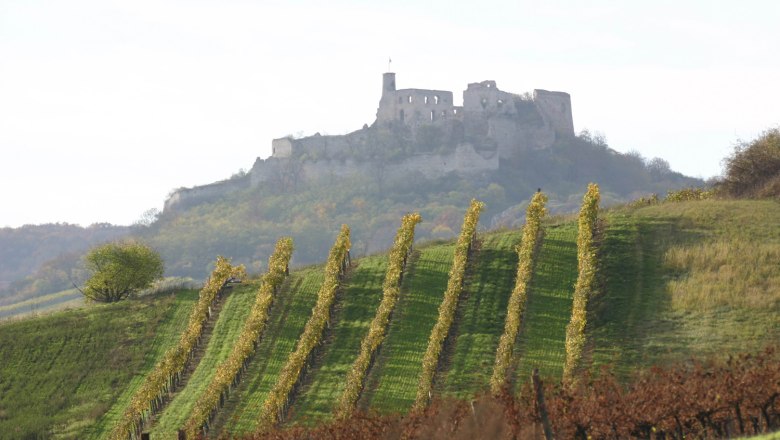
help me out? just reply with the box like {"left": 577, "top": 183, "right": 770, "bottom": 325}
{"left": 0, "top": 288, "right": 83, "bottom": 321}
{"left": 1, "top": 199, "right": 778, "bottom": 439}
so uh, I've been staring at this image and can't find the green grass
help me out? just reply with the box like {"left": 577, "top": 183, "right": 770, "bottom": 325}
{"left": 150, "top": 282, "right": 258, "bottom": 438}
{"left": 2, "top": 199, "right": 778, "bottom": 436}
{"left": 286, "top": 255, "right": 387, "bottom": 425}
{"left": 591, "top": 200, "right": 780, "bottom": 375}
{"left": 215, "top": 267, "right": 324, "bottom": 437}
{"left": 359, "top": 243, "right": 454, "bottom": 414}
{"left": 438, "top": 231, "right": 518, "bottom": 399}
{"left": 0, "top": 290, "right": 197, "bottom": 440}
{"left": 86, "top": 290, "right": 199, "bottom": 439}
{"left": 513, "top": 223, "right": 578, "bottom": 383}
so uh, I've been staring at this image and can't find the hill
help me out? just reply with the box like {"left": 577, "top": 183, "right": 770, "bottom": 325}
{"left": 0, "top": 74, "right": 704, "bottom": 307}
{"left": 0, "top": 223, "right": 131, "bottom": 306}
{"left": 140, "top": 132, "right": 699, "bottom": 281}
{"left": 1, "top": 197, "right": 777, "bottom": 438}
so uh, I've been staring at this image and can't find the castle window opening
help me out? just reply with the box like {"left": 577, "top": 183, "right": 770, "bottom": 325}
{"left": 430, "top": 110, "right": 434, "bottom": 121}
{"left": 434, "top": 95, "right": 440, "bottom": 104}
{"left": 481, "top": 97, "right": 488, "bottom": 108}
{"left": 497, "top": 99, "right": 504, "bottom": 107}
{"left": 441, "top": 110, "right": 446, "bottom": 117}
{"left": 424, "top": 96, "right": 429, "bottom": 104}
{"left": 400, "top": 109, "right": 405, "bottom": 122}
{"left": 408, "top": 95, "right": 413, "bottom": 103}
{"left": 453, "top": 108, "right": 458, "bottom": 115}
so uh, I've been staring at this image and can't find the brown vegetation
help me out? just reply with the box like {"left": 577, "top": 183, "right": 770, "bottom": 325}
{"left": 235, "top": 347, "right": 780, "bottom": 439}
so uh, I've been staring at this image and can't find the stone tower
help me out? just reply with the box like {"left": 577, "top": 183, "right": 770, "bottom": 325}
{"left": 382, "top": 72, "right": 396, "bottom": 95}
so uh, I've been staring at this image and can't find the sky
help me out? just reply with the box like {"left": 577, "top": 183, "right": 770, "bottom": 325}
{"left": 1, "top": 0, "right": 778, "bottom": 227}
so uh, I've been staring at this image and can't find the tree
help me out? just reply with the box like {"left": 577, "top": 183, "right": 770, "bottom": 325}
{"left": 721, "top": 128, "right": 780, "bottom": 198}
{"left": 79, "top": 241, "right": 164, "bottom": 302}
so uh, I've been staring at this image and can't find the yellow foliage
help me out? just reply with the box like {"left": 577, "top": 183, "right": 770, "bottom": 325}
{"left": 563, "top": 183, "right": 600, "bottom": 383}
{"left": 490, "top": 191, "right": 547, "bottom": 394}
{"left": 110, "top": 256, "right": 246, "bottom": 440}
{"left": 183, "top": 237, "right": 293, "bottom": 438}
{"left": 257, "top": 225, "right": 351, "bottom": 430}
{"left": 336, "top": 213, "right": 421, "bottom": 418}
{"left": 414, "top": 200, "right": 484, "bottom": 410}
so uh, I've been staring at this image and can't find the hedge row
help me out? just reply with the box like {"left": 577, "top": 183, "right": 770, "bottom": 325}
{"left": 413, "top": 199, "right": 484, "bottom": 410}
{"left": 257, "top": 225, "right": 351, "bottom": 430}
{"left": 110, "top": 256, "right": 246, "bottom": 440}
{"left": 490, "top": 191, "right": 548, "bottom": 393}
{"left": 336, "top": 213, "right": 422, "bottom": 418}
{"left": 182, "top": 237, "right": 293, "bottom": 438}
{"left": 563, "top": 183, "right": 600, "bottom": 382}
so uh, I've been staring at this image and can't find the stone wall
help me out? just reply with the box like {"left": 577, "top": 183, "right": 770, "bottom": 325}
{"left": 250, "top": 142, "right": 498, "bottom": 189}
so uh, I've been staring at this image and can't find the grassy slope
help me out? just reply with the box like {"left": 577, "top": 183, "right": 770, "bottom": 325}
{"left": 2, "top": 199, "right": 778, "bottom": 437}
{"left": 0, "top": 289, "right": 197, "bottom": 440}
{"left": 358, "top": 243, "right": 454, "bottom": 414}
{"left": 86, "top": 290, "right": 199, "bottom": 439}
{"left": 214, "top": 267, "right": 323, "bottom": 437}
{"left": 591, "top": 200, "right": 780, "bottom": 375}
{"left": 513, "top": 223, "right": 579, "bottom": 383}
{"left": 286, "top": 255, "right": 387, "bottom": 425}
{"left": 150, "top": 282, "right": 258, "bottom": 438}
{"left": 437, "top": 231, "right": 518, "bottom": 399}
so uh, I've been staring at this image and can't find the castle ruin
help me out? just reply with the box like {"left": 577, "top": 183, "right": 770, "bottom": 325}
{"left": 164, "top": 72, "right": 574, "bottom": 211}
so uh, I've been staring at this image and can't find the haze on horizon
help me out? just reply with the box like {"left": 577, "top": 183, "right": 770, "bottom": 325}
{"left": 1, "top": 0, "right": 778, "bottom": 228}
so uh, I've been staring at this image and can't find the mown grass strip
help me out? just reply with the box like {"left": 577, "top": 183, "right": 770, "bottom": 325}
{"left": 286, "top": 254, "right": 388, "bottom": 424}
{"left": 182, "top": 238, "right": 293, "bottom": 437}
{"left": 438, "top": 230, "right": 518, "bottom": 399}
{"left": 514, "top": 223, "right": 578, "bottom": 382}
{"left": 491, "top": 192, "right": 547, "bottom": 393}
{"left": 414, "top": 199, "right": 484, "bottom": 409}
{"left": 149, "top": 282, "right": 257, "bottom": 438}
{"left": 220, "top": 267, "right": 324, "bottom": 436}
{"left": 257, "top": 226, "right": 351, "bottom": 430}
{"left": 335, "top": 214, "right": 421, "bottom": 419}
{"left": 360, "top": 242, "right": 454, "bottom": 414}
{"left": 563, "top": 183, "right": 601, "bottom": 382}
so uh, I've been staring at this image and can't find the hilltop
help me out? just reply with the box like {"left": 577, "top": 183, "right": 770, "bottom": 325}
{"left": 0, "top": 73, "right": 702, "bottom": 307}
{"left": 1, "top": 197, "right": 777, "bottom": 438}
{"left": 141, "top": 73, "right": 699, "bottom": 280}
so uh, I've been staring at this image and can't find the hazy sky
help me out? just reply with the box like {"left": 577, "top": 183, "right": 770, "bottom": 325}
{"left": 1, "top": 0, "right": 778, "bottom": 227}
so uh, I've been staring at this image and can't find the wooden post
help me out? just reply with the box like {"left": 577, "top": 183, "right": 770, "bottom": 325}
{"left": 532, "top": 368, "right": 554, "bottom": 440}
{"left": 177, "top": 429, "right": 187, "bottom": 440}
